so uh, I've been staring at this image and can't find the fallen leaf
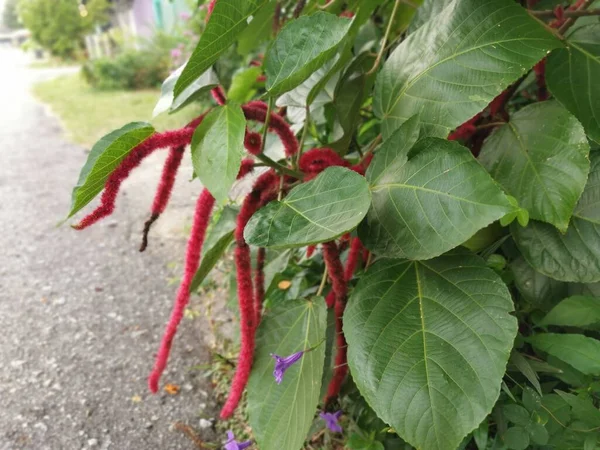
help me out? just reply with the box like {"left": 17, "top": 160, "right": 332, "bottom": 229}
{"left": 164, "top": 384, "right": 180, "bottom": 395}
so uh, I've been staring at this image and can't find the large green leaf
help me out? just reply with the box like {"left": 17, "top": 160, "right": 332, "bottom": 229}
{"left": 373, "top": 0, "right": 560, "bottom": 139}
{"left": 236, "top": 1, "right": 276, "bottom": 56}
{"left": 541, "top": 296, "right": 600, "bottom": 329}
{"left": 264, "top": 12, "right": 352, "bottom": 97}
{"left": 512, "top": 152, "right": 600, "bottom": 283}
{"left": 345, "top": 250, "right": 517, "bottom": 450}
{"left": 528, "top": 334, "right": 600, "bottom": 375}
{"left": 153, "top": 64, "right": 218, "bottom": 117}
{"left": 244, "top": 167, "right": 371, "bottom": 248}
{"left": 191, "top": 104, "right": 246, "bottom": 202}
{"left": 360, "top": 120, "right": 515, "bottom": 260}
{"left": 247, "top": 299, "right": 326, "bottom": 450}
{"left": 407, "top": 0, "right": 453, "bottom": 34}
{"left": 510, "top": 257, "right": 567, "bottom": 310}
{"left": 68, "top": 122, "right": 155, "bottom": 218}
{"left": 547, "top": 23, "right": 600, "bottom": 143}
{"left": 174, "top": 0, "right": 266, "bottom": 99}
{"left": 479, "top": 101, "right": 590, "bottom": 232}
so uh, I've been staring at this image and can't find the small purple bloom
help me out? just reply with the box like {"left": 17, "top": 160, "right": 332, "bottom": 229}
{"left": 271, "top": 351, "right": 304, "bottom": 384}
{"left": 320, "top": 410, "right": 343, "bottom": 433}
{"left": 224, "top": 430, "right": 252, "bottom": 450}
{"left": 170, "top": 48, "right": 182, "bottom": 59}
{"left": 180, "top": 11, "right": 191, "bottom": 20}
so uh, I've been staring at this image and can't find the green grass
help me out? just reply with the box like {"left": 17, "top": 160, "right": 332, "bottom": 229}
{"left": 32, "top": 73, "right": 205, "bottom": 147}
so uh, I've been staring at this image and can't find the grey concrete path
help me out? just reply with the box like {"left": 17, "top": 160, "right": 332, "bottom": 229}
{"left": 0, "top": 48, "right": 219, "bottom": 450}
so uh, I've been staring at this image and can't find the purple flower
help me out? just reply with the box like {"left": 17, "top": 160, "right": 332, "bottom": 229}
{"left": 320, "top": 410, "right": 343, "bottom": 433}
{"left": 170, "top": 48, "right": 182, "bottom": 59}
{"left": 180, "top": 12, "right": 191, "bottom": 20}
{"left": 271, "top": 351, "right": 304, "bottom": 384}
{"left": 224, "top": 430, "right": 252, "bottom": 450}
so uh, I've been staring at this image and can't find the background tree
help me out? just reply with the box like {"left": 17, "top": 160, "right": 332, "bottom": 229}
{"left": 18, "top": 0, "right": 109, "bottom": 59}
{"left": 2, "top": 0, "right": 21, "bottom": 30}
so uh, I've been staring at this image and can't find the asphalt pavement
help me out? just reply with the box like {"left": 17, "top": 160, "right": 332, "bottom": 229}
{"left": 0, "top": 48, "right": 220, "bottom": 450}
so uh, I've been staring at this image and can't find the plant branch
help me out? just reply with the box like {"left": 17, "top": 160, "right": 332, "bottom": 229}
{"left": 366, "top": 0, "right": 402, "bottom": 76}
{"left": 255, "top": 153, "right": 303, "bottom": 179}
{"left": 296, "top": 105, "right": 311, "bottom": 166}
{"left": 558, "top": 0, "right": 594, "bottom": 35}
{"left": 530, "top": 8, "right": 600, "bottom": 18}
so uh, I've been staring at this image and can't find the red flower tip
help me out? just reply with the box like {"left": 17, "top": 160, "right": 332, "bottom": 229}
{"left": 244, "top": 131, "right": 262, "bottom": 155}
{"left": 242, "top": 104, "right": 299, "bottom": 157}
{"left": 340, "top": 10, "right": 354, "bottom": 18}
{"left": 206, "top": 0, "right": 216, "bottom": 22}
{"left": 306, "top": 245, "right": 316, "bottom": 258}
{"left": 211, "top": 86, "right": 226, "bottom": 106}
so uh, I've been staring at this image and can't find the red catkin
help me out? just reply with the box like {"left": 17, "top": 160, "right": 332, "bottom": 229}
{"left": 148, "top": 188, "right": 215, "bottom": 393}
{"left": 242, "top": 104, "right": 299, "bottom": 157}
{"left": 237, "top": 158, "right": 255, "bottom": 180}
{"left": 73, "top": 128, "right": 194, "bottom": 230}
{"left": 254, "top": 248, "right": 266, "bottom": 325}
{"left": 533, "top": 59, "right": 548, "bottom": 101}
{"left": 244, "top": 131, "right": 262, "bottom": 155}
{"left": 220, "top": 170, "right": 279, "bottom": 419}
{"left": 448, "top": 114, "right": 480, "bottom": 141}
{"left": 322, "top": 241, "right": 349, "bottom": 405}
{"left": 306, "top": 245, "right": 316, "bottom": 258}
{"left": 211, "top": 86, "right": 227, "bottom": 106}
{"left": 140, "top": 145, "right": 185, "bottom": 252}
{"left": 325, "top": 238, "right": 362, "bottom": 309}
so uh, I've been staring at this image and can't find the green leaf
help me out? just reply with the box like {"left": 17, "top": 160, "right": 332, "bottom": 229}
{"left": 529, "top": 422, "right": 549, "bottom": 445}
{"left": 512, "top": 152, "right": 600, "bottom": 283}
{"left": 191, "top": 104, "right": 246, "bottom": 202}
{"left": 153, "top": 64, "right": 219, "bottom": 117}
{"left": 547, "top": 23, "right": 600, "bottom": 143}
{"left": 237, "top": 1, "right": 276, "bottom": 56}
{"left": 407, "top": 0, "right": 453, "bottom": 34}
{"left": 174, "top": 0, "right": 266, "bottom": 99}
{"left": 227, "top": 67, "right": 262, "bottom": 104}
{"left": 345, "top": 250, "right": 517, "bottom": 450}
{"left": 541, "top": 296, "right": 600, "bottom": 328}
{"left": 479, "top": 101, "right": 590, "bottom": 232}
{"left": 373, "top": 0, "right": 560, "bottom": 139}
{"left": 360, "top": 124, "right": 515, "bottom": 260}
{"left": 264, "top": 12, "right": 352, "bottom": 97}
{"left": 68, "top": 122, "right": 154, "bottom": 219}
{"left": 504, "top": 427, "right": 530, "bottom": 450}
{"left": 189, "top": 230, "right": 234, "bottom": 292}
{"left": 555, "top": 390, "right": 600, "bottom": 427}
{"left": 247, "top": 299, "right": 326, "bottom": 450}
{"left": 528, "top": 333, "right": 600, "bottom": 375}
{"left": 473, "top": 420, "right": 488, "bottom": 450}
{"left": 504, "top": 404, "right": 531, "bottom": 425}
{"left": 510, "top": 257, "right": 567, "bottom": 309}
{"left": 244, "top": 167, "right": 371, "bottom": 248}
{"left": 510, "top": 352, "right": 542, "bottom": 395}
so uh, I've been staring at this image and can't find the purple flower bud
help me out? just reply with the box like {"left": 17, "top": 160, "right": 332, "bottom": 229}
{"left": 319, "top": 410, "right": 343, "bottom": 433}
{"left": 170, "top": 48, "right": 182, "bottom": 59}
{"left": 271, "top": 351, "right": 304, "bottom": 384}
{"left": 224, "top": 430, "right": 252, "bottom": 450}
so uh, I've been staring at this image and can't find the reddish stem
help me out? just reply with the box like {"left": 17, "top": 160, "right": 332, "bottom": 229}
{"left": 148, "top": 188, "right": 215, "bottom": 393}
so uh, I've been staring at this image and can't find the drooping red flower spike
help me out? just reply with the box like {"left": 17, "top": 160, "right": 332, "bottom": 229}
{"left": 220, "top": 170, "right": 279, "bottom": 419}
{"left": 148, "top": 188, "right": 215, "bottom": 393}
{"left": 254, "top": 247, "right": 266, "bottom": 325}
{"left": 325, "top": 237, "right": 362, "bottom": 309}
{"left": 322, "top": 241, "right": 350, "bottom": 405}
{"left": 448, "top": 114, "right": 480, "bottom": 142}
{"left": 306, "top": 245, "right": 316, "bottom": 258}
{"left": 242, "top": 104, "right": 299, "bottom": 157}
{"left": 140, "top": 145, "right": 185, "bottom": 252}
{"left": 72, "top": 128, "right": 195, "bottom": 230}
{"left": 244, "top": 131, "right": 262, "bottom": 156}
{"left": 237, "top": 158, "right": 255, "bottom": 180}
{"left": 533, "top": 59, "right": 549, "bottom": 101}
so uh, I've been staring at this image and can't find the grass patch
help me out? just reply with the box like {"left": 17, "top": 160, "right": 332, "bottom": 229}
{"left": 32, "top": 73, "right": 205, "bottom": 147}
